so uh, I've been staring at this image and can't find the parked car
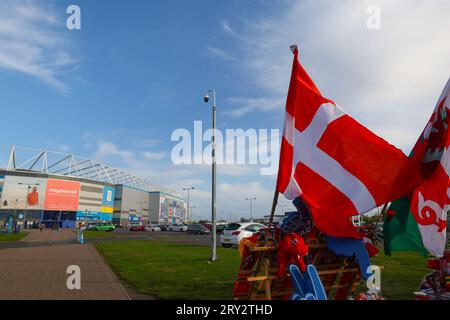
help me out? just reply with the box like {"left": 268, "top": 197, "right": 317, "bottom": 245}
{"left": 87, "top": 223, "right": 115, "bottom": 232}
{"left": 203, "top": 223, "right": 226, "bottom": 234}
{"left": 145, "top": 224, "right": 161, "bottom": 232}
{"left": 187, "top": 224, "right": 211, "bottom": 235}
{"left": 168, "top": 224, "right": 188, "bottom": 232}
{"left": 129, "top": 225, "right": 146, "bottom": 232}
{"left": 220, "top": 223, "right": 266, "bottom": 248}
{"left": 216, "top": 224, "right": 226, "bottom": 234}
{"left": 158, "top": 224, "right": 169, "bottom": 231}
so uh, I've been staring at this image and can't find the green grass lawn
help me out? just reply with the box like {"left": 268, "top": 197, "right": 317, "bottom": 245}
{"left": 367, "top": 252, "right": 429, "bottom": 300}
{"left": 84, "top": 231, "right": 124, "bottom": 238}
{"left": 96, "top": 240, "right": 429, "bottom": 300}
{"left": 0, "top": 232, "right": 28, "bottom": 242}
{"left": 96, "top": 240, "right": 241, "bottom": 300}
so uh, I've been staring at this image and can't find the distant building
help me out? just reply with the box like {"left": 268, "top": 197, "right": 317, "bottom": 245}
{"left": 0, "top": 147, "right": 185, "bottom": 229}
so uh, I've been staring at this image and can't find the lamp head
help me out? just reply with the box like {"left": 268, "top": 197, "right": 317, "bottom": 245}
{"left": 203, "top": 94, "right": 209, "bottom": 103}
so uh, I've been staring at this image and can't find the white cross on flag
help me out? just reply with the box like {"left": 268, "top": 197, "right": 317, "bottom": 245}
{"left": 276, "top": 47, "right": 423, "bottom": 238}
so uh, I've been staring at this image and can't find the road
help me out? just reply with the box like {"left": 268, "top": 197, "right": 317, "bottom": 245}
{"left": 87, "top": 230, "right": 216, "bottom": 247}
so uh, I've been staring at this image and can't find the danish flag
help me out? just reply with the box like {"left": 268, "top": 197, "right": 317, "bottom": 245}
{"left": 276, "top": 47, "right": 423, "bottom": 238}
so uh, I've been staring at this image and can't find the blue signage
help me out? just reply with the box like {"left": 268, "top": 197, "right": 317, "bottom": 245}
{"left": 102, "top": 186, "right": 115, "bottom": 206}
{"left": 76, "top": 211, "right": 113, "bottom": 221}
{"left": 128, "top": 215, "right": 141, "bottom": 222}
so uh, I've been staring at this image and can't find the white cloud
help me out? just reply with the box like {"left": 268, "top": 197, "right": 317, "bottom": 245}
{"left": 219, "top": 19, "right": 237, "bottom": 37}
{"left": 207, "top": 46, "right": 235, "bottom": 61}
{"left": 89, "top": 139, "right": 284, "bottom": 219}
{"left": 223, "top": 0, "right": 450, "bottom": 152}
{"left": 141, "top": 151, "right": 167, "bottom": 160}
{"left": 224, "top": 97, "right": 284, "bottom": 117}
{"left": 94, "top": 141, "right": 134, "bottom": 163}
{"left": 0, "top": 0, "right": 77, "bottom": 92}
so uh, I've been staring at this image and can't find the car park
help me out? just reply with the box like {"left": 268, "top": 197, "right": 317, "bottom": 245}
{"left": 87, "top": 223, "right": 115, "bottom": 232}
{"left": 187, "top": 224, "right": 210, "bottom": 235}
{"left": 145, "top": 224, "right": 161, "bottom": 232}
{"left": 216, "top": 224, "right": 226, "bottom": 234}
{"left": 203, "top": 223, "right": 226, "bottom": 234}
{"left": 168, "top": 224, "right": 188, "bottom": 232}
{"left": 130, "top": 225, "right": 146, "bottom": 232}
{"left": 158, "top": 224, "right": 169, "bottom": 231}
{"left": 220, "top": 222, "right": 266, "bottom": 248}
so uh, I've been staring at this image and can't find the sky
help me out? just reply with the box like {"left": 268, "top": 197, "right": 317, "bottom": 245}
{"left": 0, "top": 0, "right": 449, "bottom": 221}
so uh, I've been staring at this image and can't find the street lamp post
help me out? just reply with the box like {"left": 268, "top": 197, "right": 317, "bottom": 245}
{"left": 245, "top": 197, "right": 256, "bottom": 222}
{"left": 204, "top": 89, "right": 217, "bottom": 262}
{"left": 189, "top": 206, "right": 195, "bottom": 222}
{"left": 182, "top": 187, "right": 195, "bottom": 224}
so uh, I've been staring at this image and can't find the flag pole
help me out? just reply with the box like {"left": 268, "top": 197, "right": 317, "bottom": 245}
{"left": 376, "top": 203, "right": 389, "bottom": 225}
{"left": 268, "top": 190, "right": 279, "bottom": 227}
{"left": 269, "top": 45, "right": 298, "bottom": 228}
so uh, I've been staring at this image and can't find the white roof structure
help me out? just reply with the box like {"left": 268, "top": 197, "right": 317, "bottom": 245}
{"left": 1, "top": 146, "right": 179, "bottom": 196}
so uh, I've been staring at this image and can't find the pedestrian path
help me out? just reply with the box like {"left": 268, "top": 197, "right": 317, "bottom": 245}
{"left": 0, "top": 230, "right": 130, "bottom": 300}
{"left": 21, "top": 229, "right": 75, "bottom": 242}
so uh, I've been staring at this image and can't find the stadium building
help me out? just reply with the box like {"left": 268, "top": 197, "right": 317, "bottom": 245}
{"left": 0, "top": 146, "right": 186, "bottom": 229}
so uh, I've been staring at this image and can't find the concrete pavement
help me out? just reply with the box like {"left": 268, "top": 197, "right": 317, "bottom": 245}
{"left": 0, "top": 230, "right": 130, "bottom": 300}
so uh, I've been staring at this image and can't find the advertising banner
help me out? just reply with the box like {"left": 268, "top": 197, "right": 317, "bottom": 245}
{"left": 44, "top": 179, "right": 80, "bottom": 211}
{"left": 128, "top": 215, "right": 141, "bottom": 222}
{"left": 0, "top": 176, "right": 47, "bottom": 210}
{"left": 101, "top": 186, "right": 115, "bottom": 213}
{"left": 76, "top": 211, "right": 112, "bottom": 221}
{"left": 159, "top": 196, "right": 166, "bottom": 221}
{"left": 158, "top": 195, "right": 186, "bottom": 224}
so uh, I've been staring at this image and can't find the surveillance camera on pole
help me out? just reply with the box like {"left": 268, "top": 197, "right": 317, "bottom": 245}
{"left": 204, "top": 89, "right": 217, "bottom": 262}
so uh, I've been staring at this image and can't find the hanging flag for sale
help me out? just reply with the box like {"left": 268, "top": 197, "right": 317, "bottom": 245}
{"left": 384, "top": 79, "right": 450, "bottom": 258}
{"left": 276, "top": 46, "right": 423, "bottom": 238}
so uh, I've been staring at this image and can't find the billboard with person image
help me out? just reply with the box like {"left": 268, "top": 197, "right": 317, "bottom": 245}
{"left": 0, "top": 176, "right": 47, "bottom": 210}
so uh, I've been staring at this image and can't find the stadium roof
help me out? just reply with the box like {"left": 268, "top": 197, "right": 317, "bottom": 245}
{"left": 1, "top": 146, "right": 179, "bottom": 196}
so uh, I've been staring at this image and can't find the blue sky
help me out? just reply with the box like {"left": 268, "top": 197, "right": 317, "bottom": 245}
{"left": 0, "top": 0, "right": 449, "bottom": 220}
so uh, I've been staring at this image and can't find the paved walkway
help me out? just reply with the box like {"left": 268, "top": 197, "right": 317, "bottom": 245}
{"left": 20, "top": 229, "right": 76, "bottom": 242}
{"left": 0, "top": 230, "right": 130, "bottom": 300}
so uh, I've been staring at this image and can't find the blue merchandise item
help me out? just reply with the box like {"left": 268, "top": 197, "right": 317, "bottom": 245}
{"left": 289, "top": 264, "right": 327, "bottom": 300}
{"left": 326, "top": 236, "right": 372, "bottom": 279}
{"left": 280, "top": 198, "right": 312, "bottom": 236}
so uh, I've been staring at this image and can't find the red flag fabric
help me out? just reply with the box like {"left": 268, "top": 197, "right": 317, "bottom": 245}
{"left": 276, "top": 47, "right": 423, "bottom": 238}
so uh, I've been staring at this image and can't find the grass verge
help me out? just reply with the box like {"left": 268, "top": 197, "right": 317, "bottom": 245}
{"left": 96, "top": 240, "right": 429, "bottom": 300}
{"left": 366, "top": 252, "right": 428, "bottom": 300}
{"left": 84, "top": 231, "right": 124, "bottom": 238}
{"left": 0, "top": 232, "right": 28, "bottom": 242}
{"left": 96, "top": 240, "right": 240, "bottom": 299}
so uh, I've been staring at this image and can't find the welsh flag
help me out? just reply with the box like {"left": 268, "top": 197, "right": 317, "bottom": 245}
{"left": 277, "top": 47, "right": 423, "bottom": 238}
{"left": 384, "top": 79, "right": 450, "bottom": 258}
